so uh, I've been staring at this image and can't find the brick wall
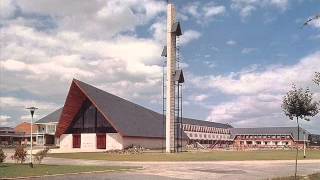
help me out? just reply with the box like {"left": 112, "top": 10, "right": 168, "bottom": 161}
{"left": 14, "top": 122, "right": 38, "bottom": 134}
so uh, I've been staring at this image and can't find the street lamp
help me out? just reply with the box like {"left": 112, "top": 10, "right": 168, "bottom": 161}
{"left": 303, "top": 131, "right": 306, "bottom": 158}
{"left": 26, "top": 106, "right": 38, "bottom": 168}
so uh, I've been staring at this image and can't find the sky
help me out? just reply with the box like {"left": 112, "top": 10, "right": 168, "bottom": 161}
{"left": 0, "top": 0, "right": 320, "bottom": 134}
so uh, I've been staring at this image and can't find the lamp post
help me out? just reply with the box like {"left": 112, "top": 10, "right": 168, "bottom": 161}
{"left": 303, "top": 131, "right": 306, "bottom": 158}
{"left": 26, "top": 106, "right": 38, "bottom": 168}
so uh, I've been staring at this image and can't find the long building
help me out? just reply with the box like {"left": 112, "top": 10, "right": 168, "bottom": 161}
{"left": 231, "top": 127, "right": 309, "bottom": 148}
{"left": 0, "top": 125, "right": 36, "bottom": 146}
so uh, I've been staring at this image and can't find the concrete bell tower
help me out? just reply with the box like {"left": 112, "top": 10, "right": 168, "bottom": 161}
{"left": 165, "top": 3, "right": 182, "bottom": 153}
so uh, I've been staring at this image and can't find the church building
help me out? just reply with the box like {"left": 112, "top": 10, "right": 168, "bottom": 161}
{"left": 47, "top": 79, "right": 232, "bottom": 152}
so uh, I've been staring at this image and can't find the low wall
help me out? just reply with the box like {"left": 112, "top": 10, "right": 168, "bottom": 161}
{"left": 55, "top": 133, "right": 186, "bottom": 153}
{"left": 55, "top": 133, "right": 123, "bottom": 153}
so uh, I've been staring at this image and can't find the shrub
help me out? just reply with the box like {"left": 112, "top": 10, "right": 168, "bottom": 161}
{"left": 11, "top": 145, "right": 27, "bottom": 164}
{"left": 0, "top": 148, "right": 6, "bottom": 163}
{"left": 34, "top": 147, "right": 50, "bottom": 164}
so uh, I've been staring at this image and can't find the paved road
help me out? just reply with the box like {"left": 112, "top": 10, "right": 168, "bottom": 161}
{"left": 20, "top": 158, "right": 320, "bottom": 180}
{"left": 35, "top": 173, "right": 182, "bottom": 180}
{"left": 3, "top": 149, "right": 319, "bottom": 180}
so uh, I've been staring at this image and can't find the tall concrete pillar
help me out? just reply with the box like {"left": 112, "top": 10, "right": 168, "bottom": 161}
{"left": 166, "top": 3, "right": 176, "bottom": 153}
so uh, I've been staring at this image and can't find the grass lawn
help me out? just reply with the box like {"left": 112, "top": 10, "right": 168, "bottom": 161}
{"left": 48, "top": 150, "right": 320, "bottom": 161}
{"left": 272, "top": 172, "right": 320, "bottom": 180}
{"left": 0, "top": 164, "right": 138, "bottom": 178}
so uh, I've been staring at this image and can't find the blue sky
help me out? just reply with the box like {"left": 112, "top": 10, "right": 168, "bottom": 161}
{"left": 0, "top": 0, "right": 320, "bottom": 133}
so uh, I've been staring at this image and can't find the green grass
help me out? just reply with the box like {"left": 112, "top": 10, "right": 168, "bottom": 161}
{"left": 0, "top": 164, "right": 138, "bottom": 178}
{"left": 47, "top": 150, "right": 320, "bottom": 161}
{"left": 272, "top": 172, "right": 320, "bottom": 180}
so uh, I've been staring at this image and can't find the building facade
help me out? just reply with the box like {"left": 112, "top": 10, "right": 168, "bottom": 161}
{"left": 0, "top": 124, "right": 36, "bottom": 146}
{"left": 35, "top": 108, "right": 61, "bottom": 146}
{"left": 231, "top": 127, "right": 309, "bottom": 149}
{"left": 14, "top": 122, "right": 37, "bottom": 145}
{"left": 182, "top": 119, "right": 233, "bottom": 148}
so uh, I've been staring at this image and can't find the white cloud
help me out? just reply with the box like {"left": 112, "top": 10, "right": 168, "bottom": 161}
{"left": 231, "top": 0, "right": 289, "bottom": 19}
{"left": 180, "top": 30, "right": 201, "bottom": 45}
{"left": 207, "top": 94, "right": 282, "bottom": 123}
{"left": 13, "top": 0, "right": 166, "bottom": 39}
{"left": 150, "top": 19, "right": 201, "bottom": 46}
{"left": 150, "top": 20, "right": 166, "bottom": 44}
{"left": 199, "top": 51, "right": 320, "bottom": 133}
{"left": 309, "top": 18, "right": 320, "bottom": 29}
{"left": 0, "top": 1, "right": 175, "bottom": 127}
{"left": 0, "top": 115, "right": 11, "bottom": 126}
{"left": 204, "top": 61, "right": 216, "bottom": 68}
{"left": 241, "top": 48, "right": 257, "bottom": 54}
{"left": 191, "top": 52, "right": 320, "bottom": 95}
{"left": 239, "top": 5, "right": 256, "bottom": 18}
{"left": 270, "top": 0, "right": 289, "bottom": 10}
{"left": 193, "top": 94, "right": 209, "bottom": 102}
{"left": 203, "top": 5, "right": 226, "bottom": 18}
{"left": 20, "top": 114, "right": 40, "bottom": 121}
{"left": 226, "top": 40, "right": 237, "bottom": 46}
{"left": 182, "top": 2, "right": 225, "bottom": 24}
{"left": 0, "top": 96, "right": 58, "bottom": 110}
{"left": 206, "top": 92, "right": 320, "bottom": 133}
{"left": 183, "top": 2, "right": 199, "bottom": 18}
{"left": 0, "top": 59, "right": 26, "bottom": 71}
{"left": 0, "top": 0, "right": 16, "bottom": 19}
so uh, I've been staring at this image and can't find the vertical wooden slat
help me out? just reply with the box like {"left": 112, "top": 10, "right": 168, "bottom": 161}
{"left": 56, "top": 81, "right": 87, "bottom": 136}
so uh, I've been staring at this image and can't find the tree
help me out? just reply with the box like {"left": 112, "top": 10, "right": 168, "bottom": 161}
{"left": 0, "top": 148, "right": 6, "bottom": 163}
{"left": 11, "top": 146, "right": 27, "bottom": 164}
{"left": 314, "top": 72, "right": 320, "bottom": 86}
{"left": 34, "top": 147, "right": 49, "bottom": 164}
{"left": 281, "top": 85, "right": 319, "bottom": 179}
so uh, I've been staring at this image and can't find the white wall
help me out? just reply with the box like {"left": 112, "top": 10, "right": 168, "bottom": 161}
{"left": 55, "top": 133, "right": 123, "bottom": 153}
{"left": 59, "top": 134, "right": 73, "bottom": 150}
{"left": 106, "top": 133, "right": 123, "bottom": 150}
{"left": 81, "top": 133, "right": 97, "bottom": 151}
{"left": 55, "top": 133, "right": 179, "bottom": 153}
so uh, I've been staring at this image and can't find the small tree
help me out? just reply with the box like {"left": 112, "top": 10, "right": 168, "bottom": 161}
{"left": 282, "top": 85, "right": 319, "bottom": 179}
{"left": 0, "top": 148, "right": 6, "bottom": 163}
{"left": 34, "top": 147, "right": 49, "bottom": 164}
{"left": 314, "top": 72, "right": 320, "bottom": 86}
{"left": 11, "top": 146, "right": 27, "bottom": 164}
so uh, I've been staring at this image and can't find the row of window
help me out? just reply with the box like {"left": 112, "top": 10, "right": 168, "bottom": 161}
{"left": 236, "top": 135, "right": 291, "bottom": 139}
{"left": 182, "top": 124, "right": 230, "bottom": 134}
{"left": 188, "top": 132, "right": 230, "bottom": 140}
{"left": 239, "top": 141, "right": 290, "bottom": 145}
